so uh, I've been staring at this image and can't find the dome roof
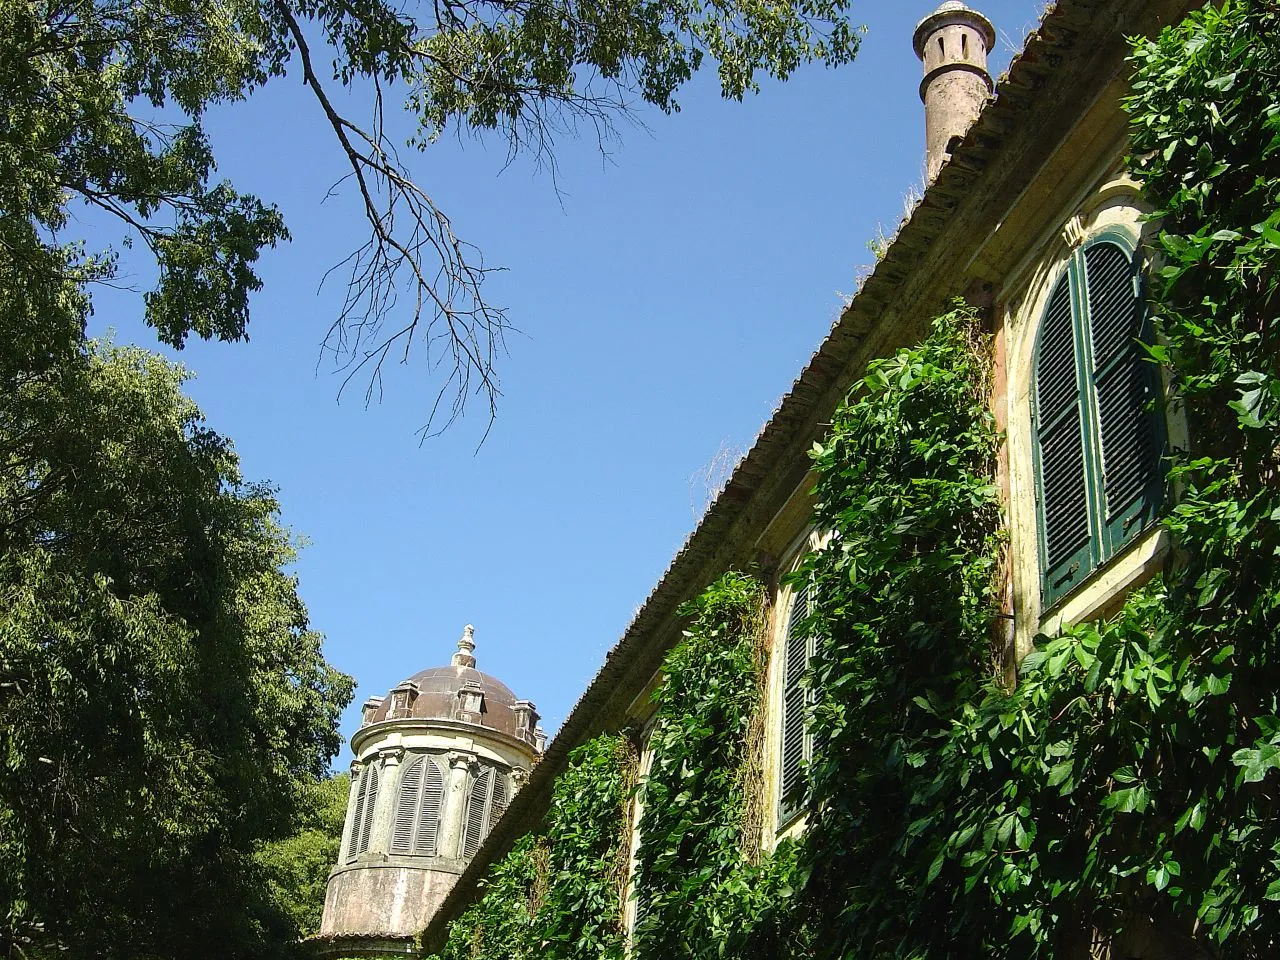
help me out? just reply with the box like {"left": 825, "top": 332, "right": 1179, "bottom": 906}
{"left": 400, "top": 663, "right": 518, "bottom": 703}
{"left": 362, "top": 626, "right": 541, "bottom": 749}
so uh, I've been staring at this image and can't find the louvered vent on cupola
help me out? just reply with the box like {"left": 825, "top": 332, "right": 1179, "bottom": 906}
{"left": 463, "top": 767, "right": 493, "bottom": 858}
{"left": 391, "top": 756, "right": 424, "bottom": 854}
{"left": 490, "top": 769, "right": 510, "bottom": 825}
{"left": 416, "top": 759, "right": 445, "bottom": 856}
{"left": 391, "top": 754, "right": 446, "bottom": 857}
{"left": 345, "top": 764, "right": 371, "bottom": 861}
{"left": 347, "top": 762, "right": 379, "bottom": 860}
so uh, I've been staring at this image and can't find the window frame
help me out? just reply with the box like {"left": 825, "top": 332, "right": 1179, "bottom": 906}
{"left": 1030, "top": 225, "right": 1165, "bottom": 611}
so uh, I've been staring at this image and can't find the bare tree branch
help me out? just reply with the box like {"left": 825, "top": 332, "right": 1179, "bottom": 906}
{"left": 280, "top": 3, "right": 511, "bottom": 439}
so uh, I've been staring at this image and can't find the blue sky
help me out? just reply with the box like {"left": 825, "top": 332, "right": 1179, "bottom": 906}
{"left": 87, "top": 0, "right": 1046, "bottom": 758}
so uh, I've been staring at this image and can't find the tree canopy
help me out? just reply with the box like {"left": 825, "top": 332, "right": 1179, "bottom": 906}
{"left": 255, "top": 773, "right": 352, "bottom": 941}
{"left": 0, "top": 325, "right": 354, "bottom": 958}
{"left": 2, "top": 0, "right": 861, "bottom": 430}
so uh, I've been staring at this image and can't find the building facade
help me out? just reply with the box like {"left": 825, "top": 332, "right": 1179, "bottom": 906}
{"left": 333, "top": 0, "right": 1229, "bottom": 955}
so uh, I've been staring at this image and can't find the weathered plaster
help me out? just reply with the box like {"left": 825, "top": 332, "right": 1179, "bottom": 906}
{"left": 319, "top": 863, "right": 463, "bottom": 938}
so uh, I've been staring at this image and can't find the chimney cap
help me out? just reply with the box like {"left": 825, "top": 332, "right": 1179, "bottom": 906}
{"left": 912, "top": 1, "right": 996, "bottom": 58}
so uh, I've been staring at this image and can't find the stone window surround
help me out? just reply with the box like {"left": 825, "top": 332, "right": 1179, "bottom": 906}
{"left": 1002, "top": 162, "right": 1189, "bottom": 662}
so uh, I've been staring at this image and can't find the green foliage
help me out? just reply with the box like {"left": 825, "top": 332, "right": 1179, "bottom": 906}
{"left": 407, "top": 0, "right": 859, "bottom": 135}
{"left": 430, "top": 573, "right": 789, "bottom": 960}
{"left": 436, "top": 835, "right": 546, "bottom": 960}
{"left": 535, "top": 734, "right": 635, "bottom": 959}
{"left": 791, "top": 304, "right": 1005, "bottom": 957}
{"left": 255, "top": 773, "right": 352, "bottom": 940}
{"left": 430, "top": 732, "right": 635, "bottom": 960}
{"left": 930, "top": 583, "right": 1247, "bottom": 957}
{"left": 787, "top": 5, "right": 1280, "bottom": 956}
{"left": 631, "top": 571, "right": 789, "bottom": 960}
{"left": 0, "top": 341, "right": 354, "bottom": 959}
{"left": 1127, "top": 0, "right": 1280, "bottom": 458}
{"left": 1, "top": 0, "right": 863, "bottom": 426}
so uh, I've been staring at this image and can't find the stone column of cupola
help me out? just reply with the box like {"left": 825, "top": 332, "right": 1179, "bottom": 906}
{"left": 368, "top": 747, "right": 404, "bottom": 853}
{"left": 439, "top": 751, "right": 476, "bottom": 859}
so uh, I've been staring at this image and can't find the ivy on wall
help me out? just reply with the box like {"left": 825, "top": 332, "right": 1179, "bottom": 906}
{"left": 631, "top": 570, "right": 796, "bottom": 960}
{"left": 790, "top": 4, "right": 1280, "bottom": 955}
{"left": 426, "top": 732, "right": 635, "bottom": 960}
{"left": 790, "top": 303, "right": 1006, "bottom": 957}
{"left": 421, "top": 3, "right": 1280, "bottom": 957}
{"left": 425, "top": 571, "right": 783, "bottom": 960}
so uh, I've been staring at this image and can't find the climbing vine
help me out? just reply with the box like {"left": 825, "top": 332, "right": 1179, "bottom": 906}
{"left": 786, "top": 3, "right": 1280, "bottom": 955}
{"left": 427, "top": 732, "right": 635, "bottom": 960}
{"left": 790, "top": 303, "right": 1006, "bottom": 957}
{"left": 631, "top": 570, "right": 795, "bottom": 960}
{"left": 431, "top": 835, "right": 545, "bottom": 960}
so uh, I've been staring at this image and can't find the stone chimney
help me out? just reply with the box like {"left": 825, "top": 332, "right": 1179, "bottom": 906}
{"left": 913, "top": 1, "right": 995, "bottom": 180}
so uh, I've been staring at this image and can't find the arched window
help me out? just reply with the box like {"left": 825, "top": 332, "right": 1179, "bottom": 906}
{"left": 346, "top": 762, "right": 380, "bottom": 861}
{"left": 461, "top": 765, "right": 509, "bottom": 858}
{"left": 391, "top": 754, "right": 445, "bottom": 857}
{"left": 1032, "top": 231, "right": 1164, "bottom": 608}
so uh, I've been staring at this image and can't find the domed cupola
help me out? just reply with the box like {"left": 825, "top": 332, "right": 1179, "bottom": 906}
{"left": 357, "top": 626, "right": 546, "bottom": 751}
{"left": 315, "top": 627, "right": 543, "bottom": 957}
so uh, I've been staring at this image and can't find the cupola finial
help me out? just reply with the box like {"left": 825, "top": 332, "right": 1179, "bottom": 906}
{"left": 452, "top": 624, "right": 477, "bottom": 668}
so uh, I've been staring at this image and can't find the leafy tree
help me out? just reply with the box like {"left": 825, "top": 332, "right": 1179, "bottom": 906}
{"left": 0, "top": 327, "right": 354, "bottom": 958}
{"left": 0, "top": 0, "right": 861, "bottom": 430}
{"left": 255, "top": 774, "right": 351, "bottom": 941}
{"left": 2, "top": 0, "right": 862, "bottom": 952}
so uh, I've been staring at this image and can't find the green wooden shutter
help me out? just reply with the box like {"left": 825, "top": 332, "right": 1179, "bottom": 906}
{"left": 391, "top": 756, "right": 424, "bottom": 854}
{"left": 463, "top": 767, "right": 492, "bottom": 858}
{"left": 778, "top": 583, "right": 810, "bottom": 822}
{"left": 1034, "top": 273, "right": 1094, "bottom": 605}
{"left": 415, "top": 758, "right": 444, "bottom": 856}
{"left": 1082, "top": 241, "right": 1163, "bottom": 553}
